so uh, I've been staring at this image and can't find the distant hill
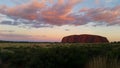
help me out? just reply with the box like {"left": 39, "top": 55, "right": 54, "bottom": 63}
{"left": 0, "top": 40, "right": 56, "bottom": 43}
{"left": 0, "top": 40, "right": 30, "bottom": 43}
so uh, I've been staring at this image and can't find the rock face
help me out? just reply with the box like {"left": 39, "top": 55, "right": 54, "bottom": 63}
{"left": 61, "top": 34, "right": 109, "bottom": 43}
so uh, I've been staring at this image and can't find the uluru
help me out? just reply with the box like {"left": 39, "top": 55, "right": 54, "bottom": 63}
{"left": 61, "top": 34, "right": 109, "bottom": 43}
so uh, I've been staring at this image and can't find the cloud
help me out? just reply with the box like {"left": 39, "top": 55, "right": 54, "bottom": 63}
{"left": 0, "top": 33, "right": 32, "bottom": 41}
{"left": 0, "top": 30, "right": 14, "bottom": 33}
{"left": 0, "top": 0, "right": 120, "bottom": 28}
{"left": 95, "top": 0, "right": 99, "bottom": 4}
{"left": 0, "top": 32, "right": 47, "bottom": 41}
{"left": 65, "top": 29, "right": 70, "bottom": 31}
{"left": 0, "top": 0, "right": 78, "bottom": 27}
{"left": 79, "top": 6, "right": 120, "bottom": 25}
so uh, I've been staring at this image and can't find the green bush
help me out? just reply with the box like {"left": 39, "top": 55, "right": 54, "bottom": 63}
{"left": 0, "top": 43, "right": 120, "bottom": 68}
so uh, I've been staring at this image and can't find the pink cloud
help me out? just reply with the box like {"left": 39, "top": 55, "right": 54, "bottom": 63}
{"left": 0, "top": 0, "right": 120, "bottom": 28}
{"left": 95, "top": 0, "right": 100, "bottom": 4}
{"left": 84, "top": 7, "right": 120, "bottom": 25}
{"left": 0, "top": 0, "right": 80, "bottom": 27}
{"left": 80, "top": 7, "right": 89, "bottom": 12}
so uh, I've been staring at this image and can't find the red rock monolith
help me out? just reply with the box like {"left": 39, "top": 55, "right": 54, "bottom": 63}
{"left": 61, "top": 34, "right": 109, "bottom": 43}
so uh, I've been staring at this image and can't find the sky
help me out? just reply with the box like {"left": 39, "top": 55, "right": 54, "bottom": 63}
{"left": 0, "top": 0, "right": 120, "bottom": 42}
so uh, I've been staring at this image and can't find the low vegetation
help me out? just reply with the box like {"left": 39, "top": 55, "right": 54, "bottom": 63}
{"left": 0, "top": 42, "right": 120, "bottom": 68}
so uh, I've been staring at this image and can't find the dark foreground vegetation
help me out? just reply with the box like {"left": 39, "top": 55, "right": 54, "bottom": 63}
{"left": 0, "top": 43, "right": 120, "bottom": 68}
